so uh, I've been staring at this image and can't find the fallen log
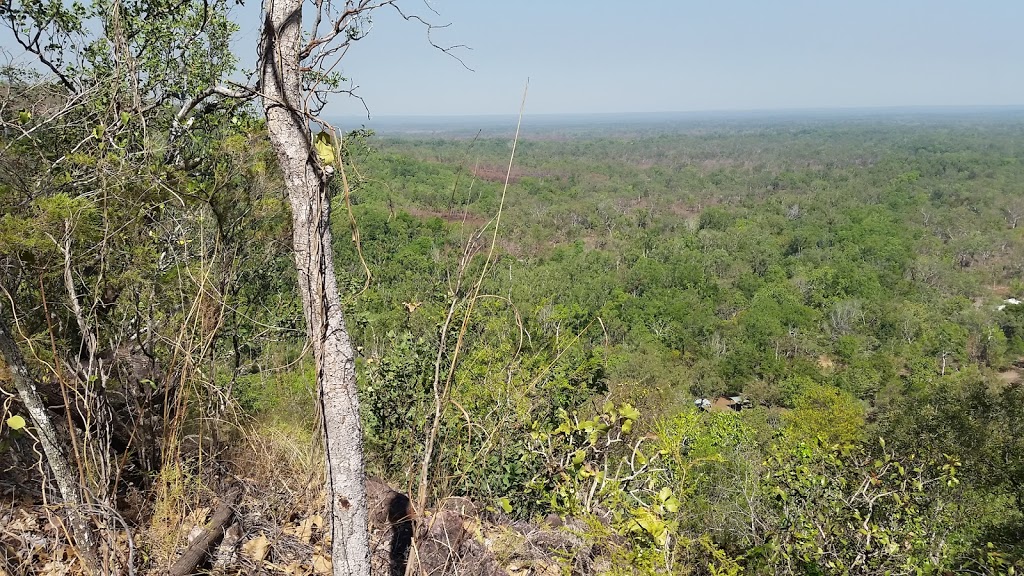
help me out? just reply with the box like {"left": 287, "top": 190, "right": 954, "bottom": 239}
{"left": 167, "top": 484, "right": 242, "bottom": 576}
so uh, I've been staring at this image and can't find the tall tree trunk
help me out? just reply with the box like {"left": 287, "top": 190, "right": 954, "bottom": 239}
{"left": 0, "top": 312, "right": 99, "bottom": 573}
{"left": 260, "top": 2, "right": 371, "bottom": 576}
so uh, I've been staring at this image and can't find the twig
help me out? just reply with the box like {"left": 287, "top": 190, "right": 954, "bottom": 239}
{"left": 414, "top": 79, "right": 528, "bottom": 514}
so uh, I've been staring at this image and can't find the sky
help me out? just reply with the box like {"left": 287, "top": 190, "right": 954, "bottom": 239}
{"left": 224, "top": 0, "right": 1024, "bottom": 117}
{"left": 6, "top": 1, "right": 1024, "bottom": 117}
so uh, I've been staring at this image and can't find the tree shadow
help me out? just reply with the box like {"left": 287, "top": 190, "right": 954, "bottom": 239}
{"left": 387, "top": 491, "right": 413, "bottom": 576}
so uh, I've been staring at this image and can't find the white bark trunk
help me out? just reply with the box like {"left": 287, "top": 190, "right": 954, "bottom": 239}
{"left": 260, "top": 2, "right": 371, "bottom": 575}
{"left": 0, "top": 313, "right": 99, "bottom": 573}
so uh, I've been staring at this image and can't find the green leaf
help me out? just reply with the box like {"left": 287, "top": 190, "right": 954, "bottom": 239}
{"left": 18, "top": 110, "right": 31, "bottom": 124}
{"left": 6, "top": 415, "right": 26, "bottom": 430}
{"left": 496, "top": 497, "right": 512, "bottom": 514}
{"left": 620, "top": 403, "right": 641, "bottom": 421}
{"left": 631, "top": 508, "right": 669, "bottom": 546}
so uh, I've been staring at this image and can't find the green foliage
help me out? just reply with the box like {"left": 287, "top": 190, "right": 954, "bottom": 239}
{"left": 0, "top": 0, "right": 274, "bottom": 510}
{"left": 8, "top": 89, "right": 1024, "bottom": 572}
{"left": 999, "top": 302, "right": 1024, "bottom": 354}
{"left": 527, "top": 402, "right": 684, "bottom": 548}
{"left": 757, "top": 440, "right": 964, "bottom": 575}
{"left": 784, "top": 383, "right": 866, "bottom": 446}
{"left": 331, "top": 120, "right": 1024, "bottom": 571}
{"left": 358, "top": 331, "right": 433, "bottom": 478}
{"left": 233, "top": 357, "right": 315, "bottom": 419}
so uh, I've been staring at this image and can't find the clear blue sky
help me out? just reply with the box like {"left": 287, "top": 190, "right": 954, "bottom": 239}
{"left": 8, "top": 1, "right": 1023, "bottom": 117}
{"left": 231, "top": 0, "right": 1023, "bottom": 117}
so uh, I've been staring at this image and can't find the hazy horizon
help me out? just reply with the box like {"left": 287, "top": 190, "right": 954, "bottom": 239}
{"left": 4, "top": 1, "right": 1023, "bottom": 117}
{"left": 337, "top": 104, "right": 1024, "bottom": 119}
{"left": 281, "top": 1, "right": 1024, "bottom": 117}
{"left": 326, "top": 105, "right": 1024, "bottom": 135}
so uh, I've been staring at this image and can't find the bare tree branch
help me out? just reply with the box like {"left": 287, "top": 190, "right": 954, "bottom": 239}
{"left": 174, "top": 82, "right": 257, "bottom": 125}
{"left": 390, "top": 3, "right": 473, "bottom": 71}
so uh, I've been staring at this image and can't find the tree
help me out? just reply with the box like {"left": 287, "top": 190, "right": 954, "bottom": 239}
{"left": 761, "top": 440, "right": 963, "bottom": 575}
{"left": 257, "top": 2, "right": 464, "bottom": 574}
{"left": 0, "top": 311, "right": 99, "bottom": 571}
{"left": 1003, "top": 197, "right": 1024, "bottom": 229}
{"left": 4, "top": 0, "right": 454, "bottom": 572}
{"left": 258, "top": 3, "right": 372, "bottom": 573}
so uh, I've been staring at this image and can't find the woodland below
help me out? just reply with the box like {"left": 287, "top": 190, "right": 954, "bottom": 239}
{"left": 4, "top": 102, "right": 1024, "bottom": 575}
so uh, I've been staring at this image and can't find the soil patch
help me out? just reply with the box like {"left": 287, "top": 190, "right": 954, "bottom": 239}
{"left": 998, "top": 370, "right": 1020, "bottom": 383}
{"left": 406, "top": 208, "right": 487, "bottom": 228}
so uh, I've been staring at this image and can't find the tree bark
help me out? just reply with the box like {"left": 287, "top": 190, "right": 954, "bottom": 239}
{"left": 0, "top": 312, "right": 99, "bottom": 573}
{"left": 260, "top": 2, "right": 371, "bottom": 576}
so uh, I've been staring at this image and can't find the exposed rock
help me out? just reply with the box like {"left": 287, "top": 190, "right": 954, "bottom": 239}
{"left": 543, "top": 513, "right": 562, "bottom": 528}
{"left": 438, "top": 495, "right": 477, "bottom": 517}
{"left": 366, "top": 478, "right": 508, "bottom": 576}
{"left": 415, "top": 510, "right": 470, "bottom": 576}
{"left": 367, "top": 477, "right": 414, "bottom": 576}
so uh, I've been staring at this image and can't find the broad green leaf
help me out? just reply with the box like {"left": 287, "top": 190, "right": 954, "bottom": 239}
{"left": 620, "top": 403, "right": 641, "bottom": 421}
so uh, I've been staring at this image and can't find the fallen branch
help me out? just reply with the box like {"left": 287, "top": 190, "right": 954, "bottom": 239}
{"left": 167, "top": 484, "right": 242, "bottom": 576}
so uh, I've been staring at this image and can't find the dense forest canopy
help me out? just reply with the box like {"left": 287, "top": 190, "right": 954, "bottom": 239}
{"left": 3, "top": 98, "right": 1024, "bottom": 574}
{"left": 338, "top": 113, "right": 1024, "bottom": 573}
{"left": 317, "top": 113, "right": 1024, "bottom": 573}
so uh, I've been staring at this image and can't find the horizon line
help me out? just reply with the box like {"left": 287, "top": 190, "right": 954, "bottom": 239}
{"left": 330, "top": 104, "right": 1024, "bottom": 120}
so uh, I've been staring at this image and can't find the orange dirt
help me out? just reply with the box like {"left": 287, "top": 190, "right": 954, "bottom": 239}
{"left": 406, "top": 208, "right": 487, "bottom": 228}
{"left": 998, "top": 370, "right": 1021, "bottom": 384}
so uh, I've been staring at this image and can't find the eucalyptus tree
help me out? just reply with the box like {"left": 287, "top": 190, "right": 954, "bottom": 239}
{"left": 256, "top": 2, "right": 464, "bottom": 574}
{"left": 258, "top": 3, "right": 393, "bottom": 574}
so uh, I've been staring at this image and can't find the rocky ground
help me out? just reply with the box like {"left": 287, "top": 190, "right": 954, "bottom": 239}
{"left": 1, "top": 433, "right": 604, "bottom": 576}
